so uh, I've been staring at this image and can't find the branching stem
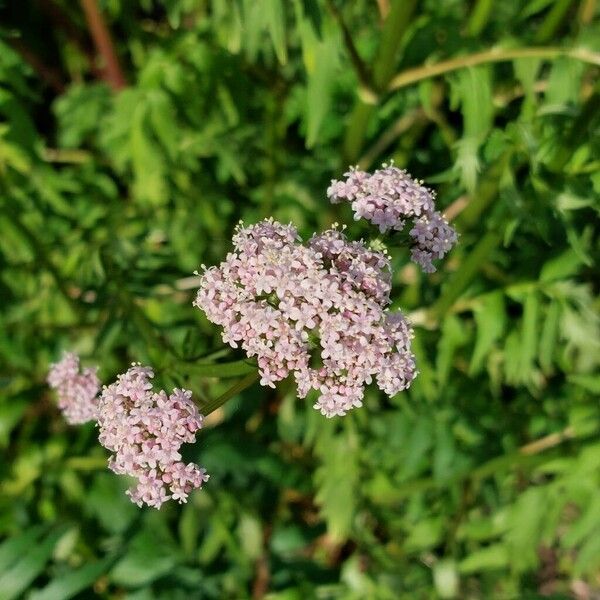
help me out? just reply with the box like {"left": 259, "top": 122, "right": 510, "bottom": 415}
{"left": 388, "top": 46, "right": 600, "bottom": 91}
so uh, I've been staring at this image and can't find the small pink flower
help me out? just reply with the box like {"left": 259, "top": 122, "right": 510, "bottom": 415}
{"left": 327, "top": 163, "right": 458, "bottom": 272}
{"left": 194, "top": 219, "right": 417, "bottom": 417}
{"left": 47, "top": 352, "right": 100, "bottom": 424}
{"left": 97, "top": 364, "right": 209, "bottom": 508}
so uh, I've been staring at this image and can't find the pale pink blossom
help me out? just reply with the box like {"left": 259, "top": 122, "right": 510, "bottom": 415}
{"left": 409, "top": 211, "right": 458, "bottom": 273}
{"left": 47, "top": 352, "right": 100, "bottom": 424}
{"left": 327, "top": 163, "right": 458, "bottom": 272}
{"left": 194, "top": 219, "right": 417, "bottom": 417}
{"left": 97, "top": 364, "right": 208, "bottom": 508}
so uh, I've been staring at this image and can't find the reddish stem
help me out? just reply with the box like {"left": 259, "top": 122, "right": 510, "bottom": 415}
{"left": 80, "top": 0, "right": 126, "bottom": 90}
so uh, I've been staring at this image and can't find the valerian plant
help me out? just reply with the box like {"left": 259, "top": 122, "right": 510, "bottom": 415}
{"left": 48, "top": 166, "right": 458, "bottom": 506}
{"left": 1, "top": 0, "right": 599, "bottom": 598}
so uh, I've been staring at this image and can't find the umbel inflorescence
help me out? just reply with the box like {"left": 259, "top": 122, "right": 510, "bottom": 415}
{"left": 47, "top": 163, "right": 457, "bottom": 508}
{"left": 97, "top": 364, "right": 208, "bottom": 508}
{"left": 194, "top": 220, "right": 416, "bottom": 417}
{"left": 327, "top": 163, "right": 458, "bottom": 273}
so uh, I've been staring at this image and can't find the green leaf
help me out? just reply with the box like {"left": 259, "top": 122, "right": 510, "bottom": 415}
{"left": 178, "top": 359, "right": 257, "bottom": 378}
{"left": 513, "top": 57, "right": 541, "bottom": 115}
{"left": 563, "top": 496, "right": 600, "bottom": 549}
{"left": 314, "top": 422, "right": 359, "bottom": 542}
{"left": 517, "top": 291, "right": 540, "bottom": 385}
{"left": 265, "top": 0, "right": 288, "bottom": 65}
{"left": 0, "top": 525, "right": 47, "bottom": 572}
{"left": 304, "top": 35, "right": 339, "bottom": 148}
{"left": 469, "top": 292, "right": 506, "bottom": 375}
{"left": 237, "top": 513, "right": 263, "bottom": 560}
{"left": 539, "top": 300, "right": 560, "bottom": 374}
{"left": 459, "top": 543, "right": 509, "bottom": 574}
{"left": 437, "top": 314, "right": 468, "bottom": 388}
{"left": 0, "top": 527, "right": 65, "bottom": 600}
{"left": 433, "top": 559, "right": 459, "bottom": 599}
{"left": 574, "top": 531, "right": 600, "bottom": 576}
{"left": 544, "top": 57, "right": 584, "bottom": 107}
{"left": 130, "top": 103, "right": 167, "bottom": 206}
{"left": 453, "top": 66, "right": 493, "bottom": 140}
{"left": 147, "top": 91, "right": 179, "bottom": 160}
{"left": 398, "top": 416, "right": 433, "bottom": 481}
{"left": 29, "top": 555, "right": 115, "bottom": 600}
{"left": 404, "top": 517, "right": 444, "bottom": 552}
{"left": 110, "top": 530, "right": 179, "bottom": 587}
{"left": 409, "top": 330, "right": 437, "bottom": 402}
{"left": 540, "top": 249, "right": 582, "bottom": 282}
{"left": 506, "top": 488, "right": 545, "bottom": 573}
{"left": 0, "top": 397, "right": 27, "bottom": 448}
{"left": 567, "top": 374, "right": 600, "bottom": 394}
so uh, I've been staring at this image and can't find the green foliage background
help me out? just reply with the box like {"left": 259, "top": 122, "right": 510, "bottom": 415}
{"left": 1, "top": 0, "right": 599, "bottom": 598}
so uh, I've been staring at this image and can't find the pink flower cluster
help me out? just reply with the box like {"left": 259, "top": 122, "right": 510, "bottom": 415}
{"left": 327, "top": 163, "right": 458, "bottom": 272}
{"left": 194, "top": 219, "right": 416, "bottom": 417}
{"left": 47, "top": 352, "right": 100, "bottom": 424}
{"left": 97, "top": 364, "right": 208, "bottom": 508}
{"left": 409, "top": 211, "right": 458, "bottom": 273}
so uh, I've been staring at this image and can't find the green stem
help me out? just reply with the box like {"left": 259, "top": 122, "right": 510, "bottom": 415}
{"left": 372, "top": 0, "right": 418, "bottom": 88}
{"left": 357, "top": 108, "right": 426, "bottom": 170}
{"left": 198, "top": 371, "right": 259, "bottom": 415}
{"left": 344, "top": 102, "right": 377, "bottom": 164}
{"left": 342, "top": 0, "right": 418, "bottom": 162}
{"left": 388, "top": 46, "right": 600, "bottom": 91}
{"left": 179, "top": 359, "right": 257, "bottom": 378}
{"left": 325, "top": 0, "right": 375, "bottom": 96}
{"left": 454, "top": 153, "right": 510, "bottom": 231}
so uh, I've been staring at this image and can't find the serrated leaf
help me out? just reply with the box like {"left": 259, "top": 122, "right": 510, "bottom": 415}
{"left": 455, "top": 66, "right": 493, "bottom": 140}
{"left": 147, "top": 90, "right": 179, "bottom": 160}
{"left": 130, "top": 103, "right": 167, "bottom": 206}
{"left": 506, "top": 487, "right": 545, "bottom": 573}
